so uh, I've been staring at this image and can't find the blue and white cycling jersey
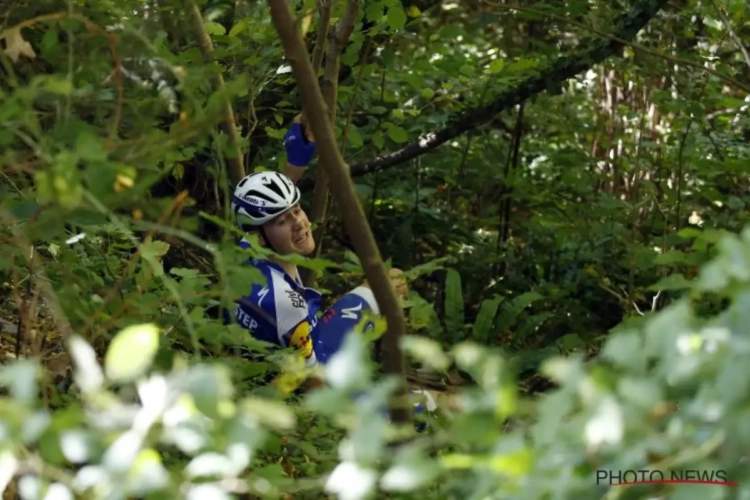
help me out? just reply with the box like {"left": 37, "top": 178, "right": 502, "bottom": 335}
{"left": 232, "top": 238, "right": 380, "bottom": 365}
{"left": 231, "top": 238, "right": 437, "bottom": 432}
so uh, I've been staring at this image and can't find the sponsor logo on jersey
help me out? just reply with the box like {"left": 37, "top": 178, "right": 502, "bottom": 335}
{"left": 289, "top": 321, "right": 313, "bottom": 359}
{"left": 341, "top": 302, "right": 363, "bottom": 320}
{"left": 286, "top": 290, "right": 306, "bottom": 309}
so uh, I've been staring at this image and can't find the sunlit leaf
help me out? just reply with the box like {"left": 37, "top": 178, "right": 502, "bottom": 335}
{"left": 105, "top": 323, "right": 160, "bottom": 383}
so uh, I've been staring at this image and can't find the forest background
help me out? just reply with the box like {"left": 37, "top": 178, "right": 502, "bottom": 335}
{"left": 1, "top": 0, "right": 750, "bottom": 498}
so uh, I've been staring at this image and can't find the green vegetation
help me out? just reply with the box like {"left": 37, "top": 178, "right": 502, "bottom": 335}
{"left": 1, "top": 0, "right": 749, "bottom": 498}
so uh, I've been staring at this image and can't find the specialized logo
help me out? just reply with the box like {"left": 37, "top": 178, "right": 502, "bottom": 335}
{"left": 244, "top": 195, "right": 267, "bottom": 207}
{"left": 257, "top": 287, "right": 269, "bottom": 306}
{"left": 289, "top": 321, "right": 313, "bottom": 359}
{"left": 341, "top": 303, "right": 363, "bottom": 320}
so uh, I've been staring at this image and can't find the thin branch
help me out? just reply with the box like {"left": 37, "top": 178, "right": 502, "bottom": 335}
{"left": 311, "top": 0, "right": 333, "bottom": 74}
{"left": 184, "top": 0, "right": 246, "bottom": 185}
{"left": 304, "top": 0, "right": 360, "bottom": 287}
{"left": 706, "top": 0, "right": 750, "bottom": 70}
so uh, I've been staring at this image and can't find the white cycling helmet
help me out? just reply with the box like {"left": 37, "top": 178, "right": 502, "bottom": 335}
{"left": 231, "top": 171, "right": 301, "bottom": 228}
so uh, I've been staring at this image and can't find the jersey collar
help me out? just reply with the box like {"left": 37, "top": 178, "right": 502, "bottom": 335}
{"left": 238, "top": 237, "right": 305, "bottom": 288}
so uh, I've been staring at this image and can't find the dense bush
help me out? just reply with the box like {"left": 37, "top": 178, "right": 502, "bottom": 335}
{"left": 2, "top": 0, "right": 750, "bottom": 497}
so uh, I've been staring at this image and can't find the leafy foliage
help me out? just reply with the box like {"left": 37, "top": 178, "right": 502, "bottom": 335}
{"left": 1, "top": 0, "right": 750, "bottom": 498}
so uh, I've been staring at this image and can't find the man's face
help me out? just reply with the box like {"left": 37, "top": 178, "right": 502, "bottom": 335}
{"left": 262, "top": 203, "right": 315, "bottom": 255}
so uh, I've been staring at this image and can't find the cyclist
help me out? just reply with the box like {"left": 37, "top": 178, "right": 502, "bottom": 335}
{"left": 229, "top": 116, "right": 437, "bottom": 424}
{"left": 230, "top": 116, "right": 408, "bottom": 369}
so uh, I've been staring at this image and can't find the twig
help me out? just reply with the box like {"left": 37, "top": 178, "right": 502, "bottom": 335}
{"left": 340, "top": 39, "right": 371, "bottom": 156}
{"left": 633, "top": 290, "right": 661, "bottom": 316}
{"left": 706, "top": 0, "right": 750, "bottom": 70}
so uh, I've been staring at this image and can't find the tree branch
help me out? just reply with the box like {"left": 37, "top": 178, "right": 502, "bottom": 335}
{"left": 329, "top": 0, "right": 668, "bottom": 185}
{"left": 184, "top": 0, "right": 246, "bottom": 186}
{"left": 311, "top": 0, "right": 333, "bottom": 74}
{"left": 304, "top": 0, "right": 360, "bottom": 287}
{"left": 244, "top": 0, "right": 442, "bottom": 167}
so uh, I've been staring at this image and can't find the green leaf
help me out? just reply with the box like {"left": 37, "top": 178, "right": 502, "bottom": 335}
{"left": 139, "top": 239, "right": 170, "bottom": 277}
{"left": 387, "top": 7, "right": 407, "bottom": 30}
{"left": 347, "top": 126, "right": 364, "bottom": 148}
{"left": 404, "top": 257, "right": 448, "bottom": 280}
{"left": 228, "top": 20, "right": 247, "bottom": 37}
{"left": 649, "top": 273, "right": 692, "bottom": 291}
{"left": 409, "top": 295, "right": 441, "bottom": 331}
{"left": 69, "top": 336, "right": 104, "bottom": 394}
{"left": 381, "top": 447, "right": 440, "bottom": 492}
{"left": 188, "top": 364, "right": 235, "bottom": 419}
{"left": 516, "top": 312, "right": 555, "bottom": 341}
{"left": 0, "top": 360, "right": 38, "bottom": 404}
{"left": 366, "top": 2, "right": 383, "bottom": 21}
{"left": 387, "top": 125, "right": 408, "bottom": 143}
{"left": 487, "top": 59, "right": 505, "bottom": 74}
{"left": 420, "top": 88, "right": 434, "bottom": 99}
{"left": 653, "top": 250, "right": 689, "bottom": 265}
{"left": 400, "top": 335, "right": 450, "bottom": 371}
{"left": 444, "top": 269, "right": 465, "bottom": 341}
{"left": 472, "top": 296, "right": 502, "bottom": 343}
{"left": 44, "top": 76, "right": 73, "bottom": 95}
{"left": 242, "top": 398, "right": 296, "bottom": 430}
{"left": 440, "top": 25, "right": 462, "bottom": 38}
{"left": 372, "top": 131, "right": 385, "bottom": 149}
{"left": 602, "top": 329, "right": 644, "bottom": 370}
{"left": 76, "top": 131, "right": 107, "bottom": 162}
{"left": 204, "top": 22, "right": 226, "bottom": 36}
{"left": 140, "top": 239, "right": 170, "bottom": 258}
{"left": 495, "top": 292, "right": 544, "bottom": 334}
{"left": 459, "top": 65, "right": 474, "bottom": 77}
{"left": 105, "top": 323, "right": 160, "bottom": 383}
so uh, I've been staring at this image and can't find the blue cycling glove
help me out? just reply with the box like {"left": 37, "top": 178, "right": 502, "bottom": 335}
{"left": 283, "top": 122, "right": 317, "bottom": 167}
{"left": 353, "top": 389, "right": 435, "bottom": 433}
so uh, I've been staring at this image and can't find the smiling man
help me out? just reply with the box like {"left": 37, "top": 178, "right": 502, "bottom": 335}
{"left": 230, "top": 144, "right": 407, "bottom": 371}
